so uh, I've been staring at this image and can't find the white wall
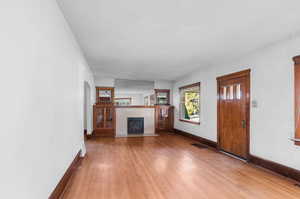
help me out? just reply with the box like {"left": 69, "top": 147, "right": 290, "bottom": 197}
{"left": 83, "top": 82, "right": 89, "bottom": 130}
{"left": 0, "top": 1, "right": 95, "bottom": 198}
{"left": 173, "top": 35, "right": 300, "bottom": 170}
{"left": 155, "top": 80, "right": 173, "bottom": 90}
{"left": 95, "top": 77, "right": 115, "bottom": 87}
{"left": 83, "top": 81, "right": 94, "bottom": 136}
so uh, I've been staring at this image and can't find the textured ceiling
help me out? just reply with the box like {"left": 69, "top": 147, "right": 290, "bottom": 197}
{"left": 58, "top": 0, "right": 300, "bottom": 80}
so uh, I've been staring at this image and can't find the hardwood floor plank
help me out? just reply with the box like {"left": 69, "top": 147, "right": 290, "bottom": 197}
{"left": 61, "top": 133, "right": 300, "bottom": 199}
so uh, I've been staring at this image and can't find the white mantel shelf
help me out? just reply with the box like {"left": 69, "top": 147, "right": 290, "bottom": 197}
{"left": 115, "top": 105, "right": 155, "bottom": 108}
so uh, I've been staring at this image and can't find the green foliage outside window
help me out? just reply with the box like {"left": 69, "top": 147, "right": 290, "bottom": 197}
{"left": 183, "top": 104, "right": 190, "bottom": 120}
{"left": 184, "top": 92, "right": 200, "bottom": 118}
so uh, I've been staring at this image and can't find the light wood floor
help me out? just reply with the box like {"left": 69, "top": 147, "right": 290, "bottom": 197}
{"left": 62, "top": 133, "right": 300, "bottom": 199}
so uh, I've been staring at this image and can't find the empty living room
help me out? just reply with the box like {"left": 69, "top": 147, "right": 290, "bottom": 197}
{"left": 1, "top": 0, "right": 300, "bottom": 198}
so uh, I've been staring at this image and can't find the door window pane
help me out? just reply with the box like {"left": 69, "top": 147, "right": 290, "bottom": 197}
{"left": 223, "top": 87, "right": 227, "bottom": 100}
{"left": 236, "top": 84, "right": 241, "bottom": 99}
{"left": 229, "top": 85, "right": 234, "bottom": 100}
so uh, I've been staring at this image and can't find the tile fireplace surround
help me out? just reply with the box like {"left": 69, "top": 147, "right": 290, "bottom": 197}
{"left": 115, "top": 106, "right": 157, "bottom": 137}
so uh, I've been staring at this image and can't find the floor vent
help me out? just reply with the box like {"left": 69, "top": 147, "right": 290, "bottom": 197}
{"left": 191, "top": 143, "right": 208, "bottom": 149}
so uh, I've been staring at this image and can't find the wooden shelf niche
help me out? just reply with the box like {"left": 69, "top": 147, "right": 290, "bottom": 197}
{"left": 155, "top": 89, "right": 170, "bottom": 105}
{"left": 96, "top": 87, "right": 114, "bottom": 105}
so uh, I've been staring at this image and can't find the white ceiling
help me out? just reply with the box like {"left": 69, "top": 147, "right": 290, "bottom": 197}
{"left": 58, "top": 0, "right": 300, "bottom": 80}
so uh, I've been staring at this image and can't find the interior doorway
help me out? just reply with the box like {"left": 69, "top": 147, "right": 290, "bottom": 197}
{"left": 217, "top": 69, "right": 250, "bottom": 160}
{"left": 84, "top": 81, "right": 92, "bottom": 139}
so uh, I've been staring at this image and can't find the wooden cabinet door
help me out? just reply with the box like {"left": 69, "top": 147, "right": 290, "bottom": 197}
{"left": 93, "top": 105, "right": 116, "bottom": 137}
{"left": 217, "top": 70, "right": 250, "bottom": 159}
{"left": 155, "top": 106, "right": 174, "bottom": 132}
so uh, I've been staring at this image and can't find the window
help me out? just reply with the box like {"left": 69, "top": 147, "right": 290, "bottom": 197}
{"left": 179, "top": 82, "right": 200, "bottom": 124}
{"left": 150, "top": 94, "right": 155, "bottom": 105}
{"left": 221, "top": 84, "right": 241, "bottom": 100}
{"left": 114, "top": 98, "right": 132, "bottom": 106}
{"left": 144, "top": 96, "right": 149, "bottom": 106}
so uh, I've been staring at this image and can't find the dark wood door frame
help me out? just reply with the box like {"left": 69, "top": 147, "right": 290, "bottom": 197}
{"left": 217, "top": 69, "right": 251, "bottom": 160}
{"left": 293, "top": 56, "right": 300, "bottom": 145}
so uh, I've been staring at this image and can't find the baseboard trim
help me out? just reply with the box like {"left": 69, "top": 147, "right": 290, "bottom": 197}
{"left": 173, "top": 128, "right": 217, "bottom": 148}
{"left": 84, "top": 129, "right": 88, "bottom": 140}
{"left": 84, "top": 129, "right": 92, "bottom": 140}
{"left": 249, "top": 155, "right": 300, "bottom": 182}
{"left": 49, "top": 150, "right": 83, "bottom": 199}
{"left": 173, "top": 128, "right": 300, "bottom": 182}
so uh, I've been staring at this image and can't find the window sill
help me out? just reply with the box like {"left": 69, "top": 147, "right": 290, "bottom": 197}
{"left": 179, "top": 119, "right": 200, "bottom": 125}
{"left": 289, "top": 138, "right": 300, "bottom": 146}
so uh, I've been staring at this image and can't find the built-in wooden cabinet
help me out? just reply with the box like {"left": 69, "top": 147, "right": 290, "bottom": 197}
{"left": 155, "top": 105, "right": 174, "bottom": 133}
{"left": 93, "top": 87, "right": 116, "bottom": 137}
{"left": 96, "top": 87, "right": 114, "bottom": 104}
{"left": 154, "top": 90, "right": 174, "bottom": 133}
{"left": 92, "top": 87, "right": 174, "bottom": 136}
{"left": 155, "top": 89, "right": 170, "bottom": 105}
{"left": 93, "top": 105, "right": 115, "bottom": 137}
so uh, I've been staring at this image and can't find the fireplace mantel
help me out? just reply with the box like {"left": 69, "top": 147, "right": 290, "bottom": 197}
{"left": 115, "top": 107, "right": 156, "bottom": 137}
{"left": 115, "top": 105, "right": 155, "bottom": 108}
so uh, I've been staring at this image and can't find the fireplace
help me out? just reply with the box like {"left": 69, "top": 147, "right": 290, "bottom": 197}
{"left": 128, "top": 117, "right": 144, "bottom": 134}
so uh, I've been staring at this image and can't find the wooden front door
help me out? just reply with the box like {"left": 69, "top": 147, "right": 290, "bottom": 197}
{"left": 217, "top": 70, "right": 250, "bottom": 159}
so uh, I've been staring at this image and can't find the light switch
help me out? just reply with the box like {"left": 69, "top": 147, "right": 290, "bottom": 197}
{"left": 252, "top": 100, "right": 258, "bottom": 108}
